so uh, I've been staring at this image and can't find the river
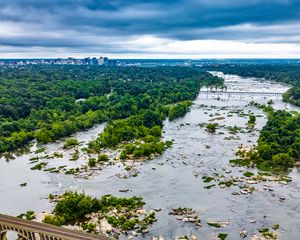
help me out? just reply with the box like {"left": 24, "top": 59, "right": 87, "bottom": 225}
{"left": 0, "top": 72, "right": 299, "bottom": 240}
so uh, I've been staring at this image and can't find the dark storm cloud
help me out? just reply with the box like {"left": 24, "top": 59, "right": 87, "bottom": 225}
{"left": 0, "top": 0, "right": 300, "bottom": 51}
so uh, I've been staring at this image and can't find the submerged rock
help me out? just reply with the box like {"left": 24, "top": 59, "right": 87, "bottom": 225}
{"left": 279, "top": 196, "right": 286, "bottom": 202}
{"left": 119, "top": 189, "right": 130, "bottom": 192}
{"left": 191, "top": 234, "right": 198, "bottom": 240}
{"left": 169, "top": 208, "right": 201, "bottom": 226}
{"left": 152, "top": 236, "right": 165, "bottom": 240}
{"left": 176, "top": 236, "right": 189, "bottom": 240}
{"left": 246, "top": 180, "right": 260, "bottom": 184}
{"left": 207, "top": 220, "right": 229, "bottom": 228}
{"left": 240, "top": 230, "right": 248, "bottom": 238}
{"left": 251, "top": 235, "right": 266, "bottom": 240}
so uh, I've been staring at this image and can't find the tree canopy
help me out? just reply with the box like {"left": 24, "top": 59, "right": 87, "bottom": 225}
{"left": 0, "top": 65, "right": 223, "bottom": 153}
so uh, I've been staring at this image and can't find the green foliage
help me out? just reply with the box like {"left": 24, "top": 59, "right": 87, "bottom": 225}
{"left": 82, "top": 223, "right": 97, "bottom": 232}
{"left": 119, "top": 150, "right": 127, "bottom": 160}
{"left": 35, "top": 147, "right": 46, "bottom": 154}
{"left": 168, "top": 101, "right": 193, "bottom": 120}
{"left": 43, "top": 192, "right": 146, "bottom": 226}
{"left": 30, "top": 162, "right": 47, "bottom": 170}
{"left": 243, "top": 171, "right": 254, "bottom": 177}
{"left": 17, "top": 211, "right": 36, "bottom": 220}
{"left": 63, "top": 138, "right": 79, "bottom": 149}
{"left": 283, "top": 86, "right": 300, "bottom": 106}
{"left": 258, "top": 228, "right": 277, "bottom": 239}
{"left": 218, "top": 233, "right": 228, "bottom": 240}
{"left": 70, "top": 148, "right": 79, "bottom": 161}
{"left": 228, "top": 125, "right": 240, "bottom": 134}
{"left": 272, "top": 224, "right": 280, "bottom": 230}
{"left": 25, "top": 211, "right": 36, "bottom": 220}
{"left": 271, "top": 153, "right": 295, "bottom": 168}
{"left": 53, "top": 152, "right": 63, "bottom": 158}
{"left": 207, "top": 222, "right": 221, "bottom": 227}
{"left": 144, "top": 212, "right": 157, "bottom": 225}
{"left": 206, "top": 123, "right": 218, "bottom": 133}
{"left": 248, "top": 114, "right": 256, "bottom": 126}
{"left": 43, "top": 192, "right": 100, "bottom": 225}
{"left": 202, "top": 176, "right": 215, "bottom": 183}
{"left": 107, "top": 216, "right": 139, "bottom": 230}
{"left": 122, "top": 140, "right": 166, "bottom": 158}
{"left": 164, "top": 140, "right": 173, "bottom": 148}
{"left": 98, "top": 154, "right": 109, "bottom": 162}
{"left": 89, "top": 110, "right": 167, "bottom": 157}
{"left": 65, "top": 168, "right": 80, "bottom": 175}
{"left": 43, "top": 215, "right": 65, "bottom": 226}
{"left": 256, "top": 110, "right": 300, "bottom": 169}
{"left": 0, "top": 66, "right": 223, "bottom": 153}
{"left": 88, "top": 158, "right": 97, "bottom": 167}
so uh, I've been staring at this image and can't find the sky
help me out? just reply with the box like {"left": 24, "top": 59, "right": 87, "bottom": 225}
{"left": 1, "top": 0, "right": 300, "bottom": 58}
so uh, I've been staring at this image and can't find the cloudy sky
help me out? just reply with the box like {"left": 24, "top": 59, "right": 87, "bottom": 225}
{"left": 1, "top": 0, "right": 300, "bottom": 58}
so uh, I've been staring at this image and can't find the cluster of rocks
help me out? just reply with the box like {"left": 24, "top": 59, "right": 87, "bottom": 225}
{"left": 251, "top": 234, "right": 278, "bottom": 240}
{"left": 238, "top": 185, "right": 258, "bottom": 195}
{"left": 80, "top": 208, "right": 155, "bottom": 239}
{"left": 169, "top": 208, "right": 201, "bottom": 227}
{"left": 202, "top": 167, "right": 291, "bottom": 199}
{"left": 152, "top": 236, "right": 165, "bottom": 240}
{"left": 176, "top": 235, "right": 198, "bottom": 240}
{"left": 115, "top": 168, "right": 140, "bottom": 179}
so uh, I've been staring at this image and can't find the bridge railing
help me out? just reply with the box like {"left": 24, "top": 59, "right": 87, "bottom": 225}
{"left": 0, "top": 214, "right": 112, "bottom": 240}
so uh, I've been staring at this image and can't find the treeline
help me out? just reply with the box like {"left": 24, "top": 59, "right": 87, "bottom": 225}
{"left": 167, "top": 101, "right": 193, "bottom": 120}
{"left": 282, "top": 87, "right": 300, "bottom": 106}
{"left": 0, "top": 66, "right": 223, "bottom": 153}
{"left": 238, "top": 108, "right": 300, "bottom": 171}
{"left": 256, "top": 110, "right": 300, "bottom": 170}
{"left": 208, "top": 64, "right": 300, "bottom": 106}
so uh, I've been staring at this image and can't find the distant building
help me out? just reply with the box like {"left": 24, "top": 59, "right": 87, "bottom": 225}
{"left": 107, "top": 59, "right": 118, "bottom": 66}
{"left": 84, "top": 57, "right": 90, "bottom": 65}
{"left": 0, "top": 56, "right": 115, "bottom": 66}
{"left": 92, "top": 57, "right": 98, "bottom": 65}
{"left": 98, "top": 57, "right": 104, "bottom": 65}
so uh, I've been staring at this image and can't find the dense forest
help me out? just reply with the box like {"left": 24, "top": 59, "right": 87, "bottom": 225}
{"left": 208, "top": 64, "right": 300, "bottom": 106}
{"left": 0, "top": 65, "right": 223, "bottom": 153}
{"left": 256, "top": 109, "right": 300, "bottom": 170}
{"left": 234, "top": 105, "right": 300, "bottom": 171}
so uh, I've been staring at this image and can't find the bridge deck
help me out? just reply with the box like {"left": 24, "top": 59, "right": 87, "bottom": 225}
{"left": 199, "top": 90, "right": 282, "bottom": 95}
{"left": 0, "top": 214, "right": 112, "bottom": 240}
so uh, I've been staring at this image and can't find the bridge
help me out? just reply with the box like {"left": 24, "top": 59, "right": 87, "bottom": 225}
{"left": 0, "top": 214, "right": 112, "bottom": 240}
{"left": 199, "top": 90, "right": 282, "bottom": 97}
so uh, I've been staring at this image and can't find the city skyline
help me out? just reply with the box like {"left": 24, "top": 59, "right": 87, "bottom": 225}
{"left": 1, "top": 0, "right": 300, "bottom": 58}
